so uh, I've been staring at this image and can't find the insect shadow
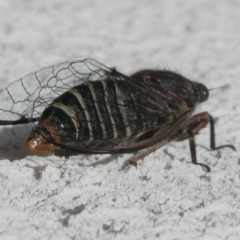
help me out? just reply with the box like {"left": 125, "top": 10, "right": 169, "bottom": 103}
{"left": 0, "top": 123, "right": 121, "bottom": 166}
{"left": 0, "top": 124, "right": 31, "bottom": 161}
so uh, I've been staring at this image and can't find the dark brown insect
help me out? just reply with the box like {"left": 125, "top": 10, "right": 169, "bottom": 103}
{"left": 0, "top": 58, "right": 235, "bottom": 172}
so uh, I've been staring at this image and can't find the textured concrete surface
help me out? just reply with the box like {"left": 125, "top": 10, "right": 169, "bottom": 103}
{"left": 0, "top": 1, "right": 239, "bottom": 239}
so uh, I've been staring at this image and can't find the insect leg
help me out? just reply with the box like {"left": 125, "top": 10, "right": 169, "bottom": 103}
{"left": 186, "top": 128, "right": 211, "bottom": 172}
{"left": 179, "top": 111, "right": 235, "bottom": 172}
{"left": 207, "top": 113, "right": 235, "bottom": 151}
{"left": 129, "top": 139, "right": 169, "bottom": 167}
{"left": 180, "top": 112, "right": 235, "bottom": 151}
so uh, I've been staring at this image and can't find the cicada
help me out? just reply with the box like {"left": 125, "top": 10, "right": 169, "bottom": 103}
{"left": 0, "top": 58, "right": 235, "bottom": 172}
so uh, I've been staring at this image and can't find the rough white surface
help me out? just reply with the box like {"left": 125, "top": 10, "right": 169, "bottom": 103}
{"left": 0, "top": 1, "right": 239, "bottom": 240}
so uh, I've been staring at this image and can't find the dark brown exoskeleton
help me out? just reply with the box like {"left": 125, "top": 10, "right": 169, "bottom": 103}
{"left": 0, "top": 58, "right": 235, "bottom": 172}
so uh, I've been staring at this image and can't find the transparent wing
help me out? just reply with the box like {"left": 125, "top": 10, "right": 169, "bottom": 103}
{"left": 0, "top": 58, "right": 112, "bottom": 122}
{"left": 0, "top": 58, "right": 186, "bottom": 154}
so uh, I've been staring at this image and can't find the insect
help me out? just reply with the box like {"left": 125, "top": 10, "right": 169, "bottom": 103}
{"left": 0, "top": 58, "right": 235, "bottom": 172}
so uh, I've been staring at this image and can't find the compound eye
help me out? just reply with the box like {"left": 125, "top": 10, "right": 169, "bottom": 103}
{"left": 197, "top": 83, "right": 209, "bottom": 102}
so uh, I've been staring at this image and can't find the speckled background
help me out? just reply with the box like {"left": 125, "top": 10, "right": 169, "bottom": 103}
{"left": 0, "top": 1, "right": 239, "bottom": 239}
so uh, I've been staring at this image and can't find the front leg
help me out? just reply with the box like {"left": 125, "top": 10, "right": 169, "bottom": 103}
{"left": 178, "top": 111, "right": 235, "bottom": 172}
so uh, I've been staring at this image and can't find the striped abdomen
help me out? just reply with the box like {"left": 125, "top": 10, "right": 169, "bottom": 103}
{"left": 38, "top": 79, "right": 146, "bottom": 146}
